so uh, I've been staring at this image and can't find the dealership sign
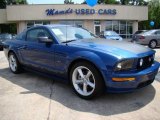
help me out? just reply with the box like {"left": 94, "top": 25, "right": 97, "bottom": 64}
{"left": 46, "top": 8, "right": 117, "bottom": 16}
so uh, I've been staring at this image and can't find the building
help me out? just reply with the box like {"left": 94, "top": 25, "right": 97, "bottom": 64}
{"left": 0, "top": 4, "right": 148, "bottom": 39}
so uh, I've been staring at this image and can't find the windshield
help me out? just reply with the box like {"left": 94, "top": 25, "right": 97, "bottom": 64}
{"left": 104, "top": 31, "right": 119, "bottom": 36}
{"left": 51, "top": 26, "right": 96, "bottom": 43}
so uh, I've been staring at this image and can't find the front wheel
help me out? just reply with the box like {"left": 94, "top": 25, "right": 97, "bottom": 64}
{"left": 9, "top": 53, "right": 22, "bottom": 74}
{"left": 70, "top": 62, "right": 105, "bottom": 99}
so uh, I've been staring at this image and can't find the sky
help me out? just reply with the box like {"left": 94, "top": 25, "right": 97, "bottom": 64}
{"left": 27, "top": 0, "right": 148, "bottom": 4}
{"left": 27, "top": 0, "right": 85, "bottom": 4}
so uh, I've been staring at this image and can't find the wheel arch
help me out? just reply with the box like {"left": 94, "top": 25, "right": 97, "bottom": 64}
{"left": 150, "top": 39, "right": 158, "bottom": 43}
{"left": 8, "top": 50, "right": 21, "bottom": 63}
{"left": 8, "top": 50, "right": 15, "bottom": 57}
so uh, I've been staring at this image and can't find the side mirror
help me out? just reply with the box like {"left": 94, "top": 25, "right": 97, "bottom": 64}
{"left": 38, "top": 36, "right": 53, "bottom": 43}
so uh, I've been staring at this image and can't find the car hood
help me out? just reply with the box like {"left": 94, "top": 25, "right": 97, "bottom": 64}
{"left": 68, "top": 38, "right": 154, "bottom": 58}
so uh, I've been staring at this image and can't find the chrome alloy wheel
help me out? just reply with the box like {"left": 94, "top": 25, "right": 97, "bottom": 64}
{"left": 150, "top": 41, "right": 156, "bottom": 48}
{"left": 72, "top": 66, "right": 95, "bottom": 96}
{"left": 9, "top": 54, "right": 17, "bottom": 72}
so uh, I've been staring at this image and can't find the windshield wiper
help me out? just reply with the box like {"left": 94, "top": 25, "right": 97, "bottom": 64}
{"left": 62, "top": 40, "right": 76, "bottom": 43}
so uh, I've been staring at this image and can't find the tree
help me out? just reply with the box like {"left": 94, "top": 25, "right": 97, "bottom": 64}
{"left": 139, "top": 0, "right": 160, "bottom": 30}
{"left": 82, "top": 0, "right": 119, "bottom": 4}
{"left": 101, "top": 0, "right": 119, "bottom": 4}
{"left": 0, "top": 0, "right": 27, "bottom": 9}
{"left": 0, "top": 0, "right": 7, "bottom": 8}
{"left": 130, "top": 0, "right": 148, "bottom": 6}
{"left": 64, "top": 0, "right": 74, "bottom": 4}
{"left": 120, "top": 0, "right": 129, "bottom": 5}
{"left": 15, "top": 0, "right": 27, "bottom": 4}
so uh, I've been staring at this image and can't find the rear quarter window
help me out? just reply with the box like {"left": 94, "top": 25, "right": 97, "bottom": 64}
{"left": 16, "top": 32, "right": 26, "bottom": 40}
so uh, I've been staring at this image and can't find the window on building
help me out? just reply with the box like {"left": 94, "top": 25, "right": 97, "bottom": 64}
{"left": 94, "top": 20, "right": 101, "bottom": 25}
{"left": 127, "top": 21, "right": 133, "bottom": 39}
{"left": 27, "top": 21, "right": 50, "bottom": 29}
{"left": 27, "top": 22, "right": 34, "bottom": 29}
{"left": 105, "top": 20, "right": 133, "bottom": 39}
{"left": 43, "top": 21, "right": 50, "bottom": 25}
{"left": 59, "top": 21, "right": 84, "bottom": 27}
{"left": 105, "top": 21, "right": 112, "bottom": 31}
{"left": 113, "top": 21, "right": 119, "bottom": 34}
{"left": 120, "top": 21, "right": 127, "bottom": 39}
{"left": 75, "top": 21, "right": 83, "bottom": 27}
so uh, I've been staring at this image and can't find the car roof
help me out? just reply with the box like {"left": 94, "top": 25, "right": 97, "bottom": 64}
{"left": 26, "top": 24, "right": 73, "bottom": 31}
{"left": 33, "top": 24, "right": 72, "bottom": 28}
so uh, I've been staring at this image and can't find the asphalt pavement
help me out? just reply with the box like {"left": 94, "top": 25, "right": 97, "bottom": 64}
{"left": 0, "top": 48, "right": 160, "bottom": 120}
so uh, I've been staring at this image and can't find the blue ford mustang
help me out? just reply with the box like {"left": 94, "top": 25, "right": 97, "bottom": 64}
{"left": 3, "top": 25, "right": 160, "bottom": 99}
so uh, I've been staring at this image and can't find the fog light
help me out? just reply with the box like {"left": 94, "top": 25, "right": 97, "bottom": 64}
{"left": 112, "top": 77, "right": 135, "bottom": 82}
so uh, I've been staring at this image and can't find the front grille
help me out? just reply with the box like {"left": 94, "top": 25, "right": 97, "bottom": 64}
{"left": 137, "top": 55, "right": 154, "bottom": 70}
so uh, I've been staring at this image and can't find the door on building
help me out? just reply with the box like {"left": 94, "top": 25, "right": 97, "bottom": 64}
{"left": 94, "top": 25, "right": 101, "bottom": 36}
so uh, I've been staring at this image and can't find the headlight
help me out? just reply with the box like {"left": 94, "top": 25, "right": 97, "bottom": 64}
{"left": 115, "top": 59, "right": 135, "bottom": 71}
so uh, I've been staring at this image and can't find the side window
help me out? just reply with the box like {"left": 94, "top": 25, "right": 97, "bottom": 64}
{"left": 26, "top": 28, "right": 52, "bottom": 42}
{"left": 26, "top": 29, "right": 39, "bottom": 42}
{"left": 155, "top": 31, "right": 160, "bottom": 35}
{"left": 16, "top": 32, "right": 25, "bottom": 40}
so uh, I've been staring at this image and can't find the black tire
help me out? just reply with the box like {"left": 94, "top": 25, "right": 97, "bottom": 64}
{"left": 8, "top": 52, "right": 22, "bottom": 74}
{"left": 70, "top": 61, "right": 105, "bottom": 99}
{"left": 149, "top": 40, "right": 157, "bottom": 49}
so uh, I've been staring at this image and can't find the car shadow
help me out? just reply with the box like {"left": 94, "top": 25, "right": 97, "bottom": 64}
{"left": 0, "top": 67, "right": 156, "bottom": 116}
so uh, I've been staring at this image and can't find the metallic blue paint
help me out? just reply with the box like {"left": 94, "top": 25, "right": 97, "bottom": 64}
{"left": 3, "top": 25, "right": 160, "bottom": 93}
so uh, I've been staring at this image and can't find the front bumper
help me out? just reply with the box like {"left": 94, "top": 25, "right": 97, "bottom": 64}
{"left": 103, "top": 61, "right": 160, "bottom": 93}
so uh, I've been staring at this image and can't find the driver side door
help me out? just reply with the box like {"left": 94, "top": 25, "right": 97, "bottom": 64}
{"left": 19, "top": 28, "right": 56, "bottom": 73}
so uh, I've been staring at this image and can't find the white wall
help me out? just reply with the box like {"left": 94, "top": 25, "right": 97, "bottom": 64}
{"left": 6, "top": 4, "right": 148, "bottom": 21}
{"left": 0, "top": 9, "right": 7, "bottom": 23}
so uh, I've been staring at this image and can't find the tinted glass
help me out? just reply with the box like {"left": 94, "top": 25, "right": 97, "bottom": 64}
{"left": 95, "top": 26, "right": 101, "bottom": 36}
{"left": 120, "top": 21, "right": 126, "bottom": 38}
{"left": 105, "top": 21, "right": 112, "bottom": 31}
{"left": 112, "top": 21, "right": 119, "bottom": 33}
{"left": 155, "top": 31, "right": 160, "bottom": 35}
{"left": 16, "top": 32, "right": 25, "bottom": 40}
{"left": 26, "top": 28, "right": 51, "bottom": 42}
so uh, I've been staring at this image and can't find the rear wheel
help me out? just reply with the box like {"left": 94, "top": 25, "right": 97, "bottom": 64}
{"left": 149, "top": 40, "right": 157, "bottom": 49}
{"left": 70, "top": 62, "right": 105, "bottom": 99}
{"left": 9, "top": 52, "right": 22, "bottom": 74}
